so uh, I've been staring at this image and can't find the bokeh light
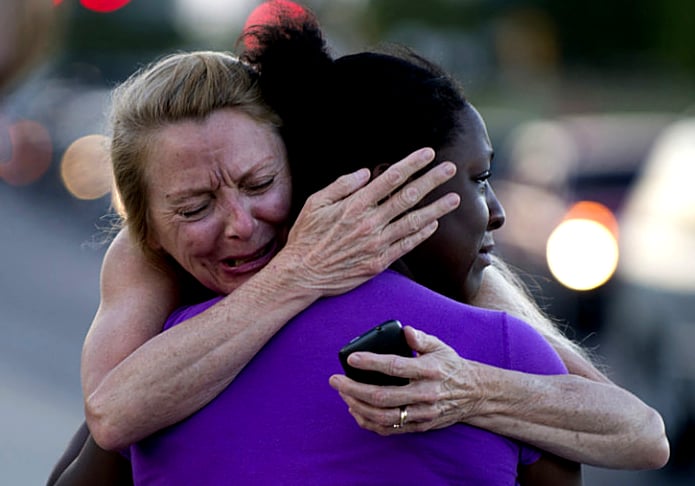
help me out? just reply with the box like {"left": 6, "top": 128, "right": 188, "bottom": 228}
{"left": 546, "top": 201, "right": 620, "bottom": 291}
{"left": 60, "top": 134, "right": 112, "bottom": 200}
{"left": 563, "top": 200, "right": 619, "bottom": 237}
{"left": 0, "top": 118, "right": 53, "bottom": 186}
{"left": 80, "top": 0, "right": 131, "bottom": 13}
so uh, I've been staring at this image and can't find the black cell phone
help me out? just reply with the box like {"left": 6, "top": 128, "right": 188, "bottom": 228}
{"left": 338, "top": 320, "right": 413, "bottom": 386}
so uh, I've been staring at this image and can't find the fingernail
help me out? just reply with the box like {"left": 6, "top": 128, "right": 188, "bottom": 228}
{"left": 348, "top": 353, "right": 362, "bottom": 365}
{"left": 421, "top": 148, "right": 435, "bottom": 160}
{"left": 446, "top": 193, "right": 460, "bottom": 207}
{"left": 356, "top": 168, "right": 370, "bottom": 181}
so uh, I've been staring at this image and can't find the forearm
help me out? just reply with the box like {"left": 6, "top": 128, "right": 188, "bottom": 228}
{"left": 85, "top": 257, "right": 318, "bottom": 451}
{"left": 463, "top": 361, "right": 668, "bottom": 469}
{"left": 473, "top": 258, "right": 668, "bottom": 468}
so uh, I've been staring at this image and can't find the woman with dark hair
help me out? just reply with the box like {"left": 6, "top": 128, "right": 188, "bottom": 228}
{"left": 240, "top": 6, "right": 664, "bottom": 449}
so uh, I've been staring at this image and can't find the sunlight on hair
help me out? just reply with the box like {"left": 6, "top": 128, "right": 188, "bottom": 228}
{"left": 0, "top": 118, "right": 53, "bottom": 186}
{"left": 60, "top": 134, "right": 112, "bottom": 200}
{"left": 546, "top": 201, "right": 619, "bottom": 291}
{"left": 111, "top": 185, "right": 126, "bottom": 218}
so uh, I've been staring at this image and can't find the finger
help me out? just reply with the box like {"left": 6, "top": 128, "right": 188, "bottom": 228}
{"left": 380, "top": 220, "right": 439, "bottom": 266}
{"left": 346, "top": 400, "right": 435, "bottom": 436}
{"left": 347, "top": 408, "right": 405, "bottom": 436}
{"left": 330, "top": 374, "right": 413, "bottom": 408}
{"left": 403, "top": 326, "right": 447, "bottom": 355}
{"left": 310, "top": 167, "right": 371, "bottom": 206}
{"left": 380, "top": 191, "right": 460, "bottom": 248}
{"left": 360, "top": 147, "right": 436, "bottom": 204}
{"left": 343, "top": 393, "right": 435, "bottom": 428}
{"left": 347, "top": 351, "right": 422, "bottom": 381}
{"left": 379, "top": 160, "right": 457, "bottom": 221}
{"left": 341, "top": 393, "right": 404, "bottom": 429}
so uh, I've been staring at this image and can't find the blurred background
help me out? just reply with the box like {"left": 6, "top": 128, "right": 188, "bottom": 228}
{"left": 1, "top": 0, "right": 693, "bottom": 484}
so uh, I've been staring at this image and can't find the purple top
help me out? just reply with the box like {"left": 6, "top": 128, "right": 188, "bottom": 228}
{"left": 130, "top": 270, "right": 567, "bottom": 485}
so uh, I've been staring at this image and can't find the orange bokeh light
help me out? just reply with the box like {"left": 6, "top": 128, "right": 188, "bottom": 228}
{"left": 80, "top": 0, "right": 131, "bottom": 13}
{"left": 60, "top": 134, "right": 113, "bottom": 200}
{"left": 563, "top": 200, "right": 619, "bottom": 238}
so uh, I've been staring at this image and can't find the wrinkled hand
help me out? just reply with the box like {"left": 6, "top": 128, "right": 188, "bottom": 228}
{"left": 329, "top": 326, "right": 486, "bottom": 435}
{"left": 281, "top": 148, "right": 460, "bottom": 296}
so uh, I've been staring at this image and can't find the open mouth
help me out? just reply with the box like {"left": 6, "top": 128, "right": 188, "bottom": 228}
{"left": 223, "top": 240, "right": 276, "bottom": 268}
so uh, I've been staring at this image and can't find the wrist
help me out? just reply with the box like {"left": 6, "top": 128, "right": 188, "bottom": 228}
{"left": 460, "top": 361, "right": 534, "bottom": 421}
{"left": 248, "top": 248, "right": 323, "bottom": 306}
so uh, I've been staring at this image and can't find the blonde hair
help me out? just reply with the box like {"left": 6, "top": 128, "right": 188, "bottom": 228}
{"left": 473, "top": 255, "right": 594, "bottom": 364}
{"left": 109, "top": 51, "right": 281, "bottom": 264}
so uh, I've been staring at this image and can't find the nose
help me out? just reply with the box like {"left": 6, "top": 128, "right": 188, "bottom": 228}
{"left": 486, "top": 186, "right": 506, "bottom": 231}
{"left": 221, "top": 191, "right": 256, "bottom": 240}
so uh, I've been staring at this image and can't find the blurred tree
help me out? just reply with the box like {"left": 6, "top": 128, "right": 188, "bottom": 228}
{"left": 367, "top": 0, "right": 695, "bottom": 74}
{"left": 0, "top": 0, "right": 63, "bottom": 96}
{"left": 60, "top": 0, "right": 186, "bottom": 83}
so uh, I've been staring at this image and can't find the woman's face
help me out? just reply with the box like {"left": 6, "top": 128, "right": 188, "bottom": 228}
{"left": 146, "top": 108, "right": 292, "bottom": 295}
{"left": 404, "top": 103, "right": 505, "bottom": 302}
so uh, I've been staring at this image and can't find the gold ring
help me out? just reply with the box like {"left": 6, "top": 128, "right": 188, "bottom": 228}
{"left": 393, "top": 406, "right": 408, "bottom": 429}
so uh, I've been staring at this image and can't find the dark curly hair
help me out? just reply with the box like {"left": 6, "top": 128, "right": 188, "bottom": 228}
{"left": 239, "top": 2, "right": 467, "bottom": 217}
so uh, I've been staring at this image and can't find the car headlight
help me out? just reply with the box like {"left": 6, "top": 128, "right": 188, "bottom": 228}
{"left": 546, "top": 201, "right": 619, "bottom": 291}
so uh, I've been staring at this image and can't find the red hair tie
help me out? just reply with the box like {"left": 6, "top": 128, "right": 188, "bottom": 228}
{"left": 243, "top": 0, "right": 314, "bottom": 51}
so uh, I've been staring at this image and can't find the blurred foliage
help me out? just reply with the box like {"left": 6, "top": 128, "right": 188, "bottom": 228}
{"left": 59, "top": 2, "right": 186, "bottom": 84}
{"left": 538, "top": 0, "right": 695, "bottom": 72}
{"left": 54, "top": 0, "right": 695, "bottom": 85}
{"left": 368, "top": 0, "right": 695, "bottom": 73}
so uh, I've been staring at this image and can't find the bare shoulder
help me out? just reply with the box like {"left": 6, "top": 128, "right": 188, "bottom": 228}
{"left": 100, "top": 228, "right": 179, "bottom": 299}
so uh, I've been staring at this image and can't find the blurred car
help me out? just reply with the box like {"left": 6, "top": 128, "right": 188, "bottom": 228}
{"left": 494, "top": 113, "right": 695, "bottom": 479}
{"left": 492, "top": 112, "right": 677, "bottom": 334}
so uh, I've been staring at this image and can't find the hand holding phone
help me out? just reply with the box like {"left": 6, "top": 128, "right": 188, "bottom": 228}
{"left": 338, "top": 320, "right": 413, "bottom": 386}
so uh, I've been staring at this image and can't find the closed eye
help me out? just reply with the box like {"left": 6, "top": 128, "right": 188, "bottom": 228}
{"left": 245, "top": 177, "right": 274, "bottom": 193}
{"left": 179, "top": 203, "right": 209, "bottom": 218}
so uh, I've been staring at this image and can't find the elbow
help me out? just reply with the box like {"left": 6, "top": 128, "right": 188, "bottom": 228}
{"left": 629, "top": 405, "right": 670, "bottom": 470}
{"left": 84, "top": 394, "right": 131, "bottom": 451}
{"left": 643, "top": 408, "right": 670, "bottom": 469}
{"left": 649, "top": 437, "right": 671, "bottom": 470}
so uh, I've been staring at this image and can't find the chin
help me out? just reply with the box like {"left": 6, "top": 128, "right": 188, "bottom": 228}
{"left": 462, "top": 274, "right": 484, "bottom": 304}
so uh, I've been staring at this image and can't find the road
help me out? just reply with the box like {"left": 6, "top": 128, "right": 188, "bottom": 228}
{"left": 0, "top": 183, "right": 107, "bottom": 485}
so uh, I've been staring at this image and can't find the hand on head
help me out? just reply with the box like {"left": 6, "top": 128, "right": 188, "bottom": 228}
{"left": 281, "top": 148, "right": 459, "bottom": 297}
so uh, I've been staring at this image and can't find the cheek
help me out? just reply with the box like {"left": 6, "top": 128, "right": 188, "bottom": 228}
{"left": 455, "top": 198, "right": 488, "bottom": 237}
{"left": 162, "top": 222, "right": 220, "bottom": 261}
{"left": 258, "top": 189, "right": 292, "bottom": 224}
